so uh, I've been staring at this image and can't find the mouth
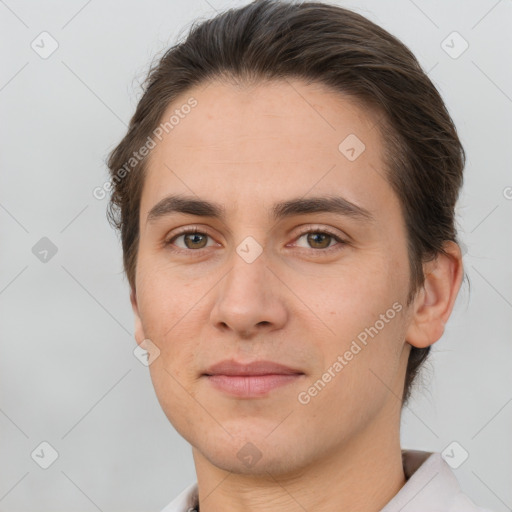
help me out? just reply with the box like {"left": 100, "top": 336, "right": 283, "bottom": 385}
{"left": 202, "top": 359, "right": 305, "bottom": 398}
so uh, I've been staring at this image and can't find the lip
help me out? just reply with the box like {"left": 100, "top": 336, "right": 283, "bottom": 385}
{"left": 203, "top": 359, "right": 304, "bottom": 376}
{"left": 203, "top": 359, "right": 304, "bottom": 398}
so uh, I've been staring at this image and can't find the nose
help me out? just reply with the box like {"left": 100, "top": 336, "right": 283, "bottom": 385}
{"left": 209, "top": 249, "right": 288, "bottom": 339}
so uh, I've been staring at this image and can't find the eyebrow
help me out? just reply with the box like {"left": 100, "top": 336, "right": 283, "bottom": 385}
{"left": 146, "top": 194, "right": 375, "bottom": 225}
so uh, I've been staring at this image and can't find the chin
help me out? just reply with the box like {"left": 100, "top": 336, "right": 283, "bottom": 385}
{"left": 192, "top": 429, "right": 313, "bottom": 478}
{"left": 199, "top": 444, "right": 302, "bottom": 477}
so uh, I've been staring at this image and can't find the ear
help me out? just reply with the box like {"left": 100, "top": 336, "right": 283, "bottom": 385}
{"left": 405, "top": 241, "right": 464, "bottom": 349}
{"left": 130, "top": 288, "right": 147, "bottom": 347}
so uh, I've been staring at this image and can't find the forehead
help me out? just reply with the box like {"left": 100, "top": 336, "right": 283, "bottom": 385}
{"left": 141, "top": 78, "right": 398, "bottom": 224}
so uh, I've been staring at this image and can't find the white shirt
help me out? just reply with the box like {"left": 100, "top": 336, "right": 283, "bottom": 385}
{"left": 160, "top": 449, "right": 495, "bottom": 512}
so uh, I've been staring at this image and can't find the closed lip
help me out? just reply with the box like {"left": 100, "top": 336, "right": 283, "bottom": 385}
{"left": 203, "top": 359, "right": 304, "bottom": 376}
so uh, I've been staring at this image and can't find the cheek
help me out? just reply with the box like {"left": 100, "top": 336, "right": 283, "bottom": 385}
{"left": 300, "top": 253, "right": 405, "bottom": 330}
{"left": 137, "top": 253, "right": 194, "bottom": 324}
{"left": 136, "top": 266, "right": 204, "bottom": 375}
{"left": 148, "top": 356, "right": 203, "bottom": 445}
{"left": 300, "top": 300, "right": 407, "bottom": 432}
{"left": 138, "top": 272, "right": 204, "bottom": 434}
{"left": 298, "top": 253, "right": 408, "bottom": 385}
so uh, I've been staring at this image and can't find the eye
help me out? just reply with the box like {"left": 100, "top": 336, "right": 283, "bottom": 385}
{"left": 165, "top": 229, "right": 216, "bottom": 251}
{"left": 164, "top": 226, "right": 347, "bottom": 254}
{"left": 293, "top": 228, "right": 346, "bottom": 251}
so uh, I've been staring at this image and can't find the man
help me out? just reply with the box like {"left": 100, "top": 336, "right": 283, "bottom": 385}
{"left": 106, "top": 1, "right": 494, "bottom": 510}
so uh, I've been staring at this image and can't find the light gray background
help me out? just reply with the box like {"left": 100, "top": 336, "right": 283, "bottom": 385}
{"left": 1, "top": 0, "right": 511, "bottom": 510}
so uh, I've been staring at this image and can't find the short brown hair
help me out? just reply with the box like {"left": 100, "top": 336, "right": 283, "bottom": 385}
{"left": 106, "top": 0, "right": 466, "bottom": 407}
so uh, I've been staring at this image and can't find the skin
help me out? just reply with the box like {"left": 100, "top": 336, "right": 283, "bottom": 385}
{"left": 130, "top": 78, "right": 463, "bottom": 512}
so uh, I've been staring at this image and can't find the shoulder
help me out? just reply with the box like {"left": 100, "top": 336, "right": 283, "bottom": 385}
{"left": 449, "top": 491, "right": 496, "bottom": 512}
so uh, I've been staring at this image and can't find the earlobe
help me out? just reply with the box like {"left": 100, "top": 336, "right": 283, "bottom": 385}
{"left": 130, "top": 288, "right": 147, "bottom": 346}
{"left": 405, "top": 241, "right": 464, "bottom": 349}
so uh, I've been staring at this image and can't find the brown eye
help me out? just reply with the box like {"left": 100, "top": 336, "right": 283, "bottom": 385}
{"left": 166, "top": 230, "right": 213, "bottom": 250}
{"left": 294, "top": 230, "right": 344, "bottom": 251}
{"left": 183, "top": 232, "right": 208, "bottom": 249}
{"left": 306, "top": 232, "right": 334, "bottom": 249}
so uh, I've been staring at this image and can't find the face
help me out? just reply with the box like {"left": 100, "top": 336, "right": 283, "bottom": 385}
{"left": 131, "top": 79, "right": 417, "bottom": 476}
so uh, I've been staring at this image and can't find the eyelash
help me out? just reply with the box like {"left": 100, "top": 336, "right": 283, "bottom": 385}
{"left": 164, "top": 226, "right": 347, "bottom": 255}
